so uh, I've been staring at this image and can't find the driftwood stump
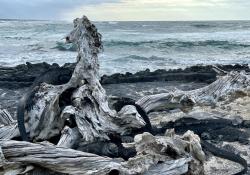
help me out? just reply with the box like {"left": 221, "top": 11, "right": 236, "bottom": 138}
{"left": 0, "top": 15, "right": 249, "bottom": 175}
{"left": 8, "top": 16, "right": 147, "bottom": 144}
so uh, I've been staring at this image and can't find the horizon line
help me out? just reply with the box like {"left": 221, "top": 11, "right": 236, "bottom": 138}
{"left": 1, "top": 18, "right": 250, "bottom": 22}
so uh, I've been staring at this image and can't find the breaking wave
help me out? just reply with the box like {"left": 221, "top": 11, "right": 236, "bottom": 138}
{"left": 114, "top": 55, "right": 167, "bottom": 62}
{"left": 104, "top": 40, "right": 250, "bottom": 50}
{"left": 52, "top": 42, "right": 77, "bottom": 51}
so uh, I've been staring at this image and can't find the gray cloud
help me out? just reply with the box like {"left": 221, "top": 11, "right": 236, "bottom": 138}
{"left": 0, "top": 0, "right": 119, "bottom": 20}
{"left": 0, "top": 0, "right": 249, "bottom": 20}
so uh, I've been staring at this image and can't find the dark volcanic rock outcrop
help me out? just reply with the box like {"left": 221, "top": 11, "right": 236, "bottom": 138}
{"left": 0, "top": 62, "right": 74, "bottom": 89}
{"left": 0, "top": 62, "right": 249, "bottom": 89}
{"left": 101, "top": 64, "right": 249, "bottom": 84}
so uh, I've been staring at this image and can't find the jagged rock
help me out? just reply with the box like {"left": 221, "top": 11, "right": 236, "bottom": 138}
{"left": 0, "top": 62, "right": 249, "bottom": 89}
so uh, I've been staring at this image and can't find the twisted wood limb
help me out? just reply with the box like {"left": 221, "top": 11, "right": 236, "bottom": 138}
{"left": 136, "top": 71, "right": 250, "bottom": 113}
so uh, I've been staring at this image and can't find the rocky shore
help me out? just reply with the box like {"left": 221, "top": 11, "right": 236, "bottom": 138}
{"left": 0, "top": 62, "right": 248, "bottom": 115}
{"left": 0, "top": 62, "right": 249, "bottom": 89}
{"left": 1, "top": 62, "right": 249, "bottom": 174}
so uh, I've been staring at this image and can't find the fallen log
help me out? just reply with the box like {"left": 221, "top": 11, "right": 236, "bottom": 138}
{"left": 136, "top": 70, "right": 250, "bottom": 113}
{"left": 0, "top": 131, "right": 204, "bottom": 175}
{"left": 0, "top": 140, "right": 122, "bottom": 175}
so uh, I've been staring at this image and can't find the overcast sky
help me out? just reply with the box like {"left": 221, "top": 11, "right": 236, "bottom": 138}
{"left": 0, "top": 0, "right": 250, "bottom": 21}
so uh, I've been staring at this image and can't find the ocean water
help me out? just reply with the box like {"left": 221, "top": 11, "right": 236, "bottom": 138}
{"left": 0, "top": 19, "right": 250, "bottom": 75}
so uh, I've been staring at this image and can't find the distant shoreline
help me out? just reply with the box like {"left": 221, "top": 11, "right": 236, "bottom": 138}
{"left": 1, "top": 18, "right": 250, "bottom": 22}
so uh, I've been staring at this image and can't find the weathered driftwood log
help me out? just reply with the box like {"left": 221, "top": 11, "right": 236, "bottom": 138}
{"left": 0, "top": 140, "right": 122, "bottom": 175}
{"left": 137, "top": 70, "right": 250, "bottom": 113}
{"left": 19, "top": 16, "right": 146, "bottom": 143}
{"left": 0, "top": 131, "right": 204, "bottom": 175}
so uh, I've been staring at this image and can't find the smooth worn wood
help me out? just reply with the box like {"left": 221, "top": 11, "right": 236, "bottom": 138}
{"left": 136, "top": 70, "right": 250, "bottom": 113}
{"left": 0, "top": 110, "right": 19, "bottom": 140}
{"left": 0, "top": 130, "right": 205, "bottom": 175}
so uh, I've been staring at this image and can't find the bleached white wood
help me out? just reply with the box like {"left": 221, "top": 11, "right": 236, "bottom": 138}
{"left": 137, "top": 71, "right": 250, "bottom": 113}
